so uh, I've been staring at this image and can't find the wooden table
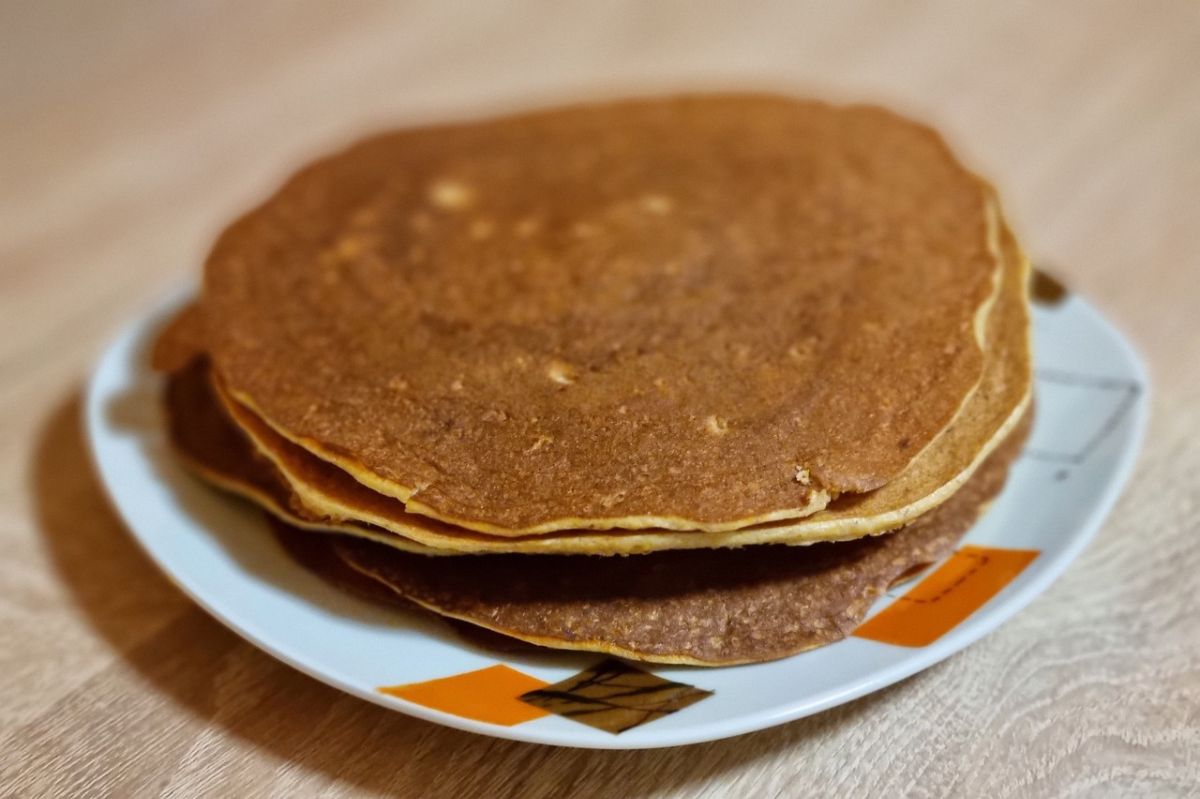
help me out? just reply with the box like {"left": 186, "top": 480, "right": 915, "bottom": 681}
{"left": 3, "top": 2, "right": 1198, "bottom": 796}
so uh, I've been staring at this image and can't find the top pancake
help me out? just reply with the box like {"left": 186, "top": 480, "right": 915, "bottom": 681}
{"left": 201, "top": 94, "right": 999, "bottom": 534}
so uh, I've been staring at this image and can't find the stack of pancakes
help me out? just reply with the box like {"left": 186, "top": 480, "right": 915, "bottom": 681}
{"left": 155, "top": 95, "right": 1033, "bottom": 666}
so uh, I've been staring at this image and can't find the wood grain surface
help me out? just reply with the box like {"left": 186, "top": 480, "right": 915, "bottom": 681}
{"left": 2, "top": 2, "right": 1198, "bottom": 796}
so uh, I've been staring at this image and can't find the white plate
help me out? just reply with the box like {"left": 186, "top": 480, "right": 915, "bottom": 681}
{"left": 86, "top": 285, "right": 1148, "bottom": 749}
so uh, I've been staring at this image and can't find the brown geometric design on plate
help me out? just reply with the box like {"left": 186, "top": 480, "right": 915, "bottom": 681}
{"left": 519, "top": 658, "right": 713, "bottom": 734}
{"left": 1022, "top": 369, "right": 1143, "bottom": 465}
{"left": 1030, "top": 268, "right": 1069, "bottom": 306}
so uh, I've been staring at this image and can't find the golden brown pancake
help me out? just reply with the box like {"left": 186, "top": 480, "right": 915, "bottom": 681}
{"left": 330, "top": 412, "right": 1029, "bottom": 666}
{"left": 175, "top": 202, "right": 1027, "bottom": 555}
{"left": 165, "top": 361, "right": 446, "bottom": 555}
{"left": 199, "top": 94, "right": 1000, "bottom": 535}
{"left": 164, "top": 359, "right": 1031, "bottom": 664}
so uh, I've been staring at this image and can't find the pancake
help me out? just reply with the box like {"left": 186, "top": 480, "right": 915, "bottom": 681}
{"left": 164, "top": 360, "right": 446, "bottom": 555}
{"left": 264, "top": 521, "right": 553, "bottom": 654}
{"left": 151, "top": 301, "right": 206, "bottom": 373}
{"left": 331, "top": 411, "right": 1029, "bottom": 666}
{"left": 181, "top": 202, "right": 1028, "bottom": 555}
{"left": 199, "top": 94, "right": 1001, "bottom": 535}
